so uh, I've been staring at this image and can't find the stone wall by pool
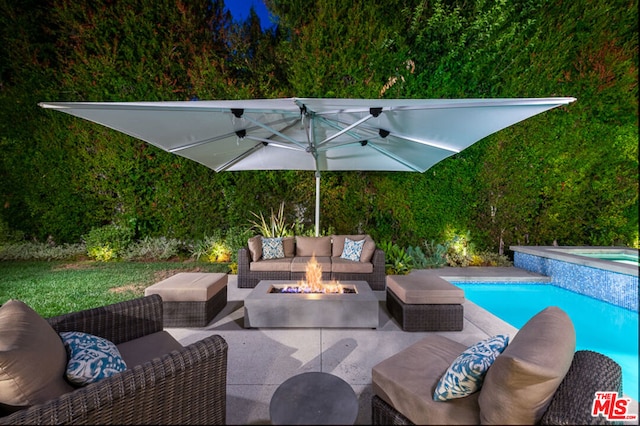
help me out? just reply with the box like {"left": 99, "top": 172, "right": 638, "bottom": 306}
{"left": 510, "top": 246, "right": 638, "bottom": 311}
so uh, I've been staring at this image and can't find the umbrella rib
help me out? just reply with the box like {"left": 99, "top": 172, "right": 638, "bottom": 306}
{"left": 316, "top": 113, "right": 374, "bottom": 146}
{"left": 242, "top": 115, "right": 307, "bottom": 149}
{"left": 244, "top": 135, "right": 305, "bottom": 151}
{"left": 215, "top": 141, "right": 269, "bottom": 172}
{"left": 387, "top": 132, "right": 461, "bottom": 153}
{"left": 367, "top": 142, "right": 424, "bottom": 172}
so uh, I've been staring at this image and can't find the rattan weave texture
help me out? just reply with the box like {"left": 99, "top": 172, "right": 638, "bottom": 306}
{"left": 386, "top": 287, "right": 464, "bottom": 331}
{"left": 162, "top": 285, "right": 227, "bottom": 327}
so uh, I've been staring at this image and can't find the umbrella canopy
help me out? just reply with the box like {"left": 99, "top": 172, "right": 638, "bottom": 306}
{"left": 39, "top": 97, "right": 576, "bottom": 235}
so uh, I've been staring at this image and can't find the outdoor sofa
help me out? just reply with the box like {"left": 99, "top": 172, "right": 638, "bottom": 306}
{"left": 0, "top": 295, "right": 227, "bottom": 425}
{"left": 371, "top": 306, "right": 624, "bottom": 425}
{"left": 237, "top": 234, "right": 386, "bottom": 290}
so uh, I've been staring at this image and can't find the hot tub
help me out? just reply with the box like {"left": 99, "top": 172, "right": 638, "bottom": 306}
{"left": 510, "top": 246, "right": 638, "bottom": 311}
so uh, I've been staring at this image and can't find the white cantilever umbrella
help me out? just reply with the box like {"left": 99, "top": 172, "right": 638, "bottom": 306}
{"left": 39, "top": 97, "right": 575, "bottom": 235}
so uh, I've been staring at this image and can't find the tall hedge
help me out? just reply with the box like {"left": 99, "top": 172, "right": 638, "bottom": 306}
{"left": 0, "top": 0, "right": 637, "bottom": 251}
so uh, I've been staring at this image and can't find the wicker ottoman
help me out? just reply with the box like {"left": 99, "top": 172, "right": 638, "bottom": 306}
{"left": 145, "top": 272, "right": 228, "bottom": 327}
{"left": 386, "top": 274, "right": 464, "bottom": 331}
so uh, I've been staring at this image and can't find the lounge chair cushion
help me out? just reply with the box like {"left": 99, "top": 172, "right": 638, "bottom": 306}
{"left": 295, "top": 236, "right": 332, "bottom": 257}
{"left": 117, "top": 331, "right": 183, "bottom": 368}
{"left": 0, "top": 300, "right": 74, "bottom": 409}
{"left": 478, "top": 306, "right": 575, "bottom": 424}
{"left": 372, "top": 334, "right": 480, "bottom": 425}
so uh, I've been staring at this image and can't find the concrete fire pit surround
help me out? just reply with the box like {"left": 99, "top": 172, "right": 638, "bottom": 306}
{"left": 243, "top": 280, "right": 379, "bottom": 328}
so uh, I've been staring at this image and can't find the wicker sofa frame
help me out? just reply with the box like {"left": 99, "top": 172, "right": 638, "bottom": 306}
{"left": 0, "top": 295, "right": 228, "bottom": 425}
{"left": 372, "top": 350, "right": 624, "bottom": 425}
{"left": 237, "top": 246, "right": 387, "bottom": 290}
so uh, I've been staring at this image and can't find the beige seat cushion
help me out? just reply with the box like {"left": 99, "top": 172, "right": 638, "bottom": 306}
{"left": 145, "top": 272, "right": 227, "bottom": 302}
{"left": 372, "top": 334, "right": 481, "bottom": 425}
{"left": 295, "top": 236, "right": 332, "bottom": 257}
{"left": 387, "top": 274, "right": 465, "bottom": 304}
{"left": 0, "top": 300, "right": 74, "bottom": 410}
{"left": 250, "top": 257, "right": 293, "bottom": 272}
{"left": 478, "top": 306, "right": 576, "bottom": 424}
{"left": 117, "top": 331, "right": 184, "bottom": 368}
{"left": 330, "top": 257, "right": 373, "bottom": 273}
{"left": 290, "top": 256, "right": 332, "bottom": 273}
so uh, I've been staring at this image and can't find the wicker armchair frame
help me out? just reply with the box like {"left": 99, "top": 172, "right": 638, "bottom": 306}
{"left": 0, "top": 295, "right": 228, "bottom": 425}
{"left": 372, "top": 350, "right": 623, "bottom": 425}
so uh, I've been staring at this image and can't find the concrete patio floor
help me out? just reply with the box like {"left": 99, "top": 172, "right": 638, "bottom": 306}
{"left": 165, "top": 268, "right": 638, "bottom": 425}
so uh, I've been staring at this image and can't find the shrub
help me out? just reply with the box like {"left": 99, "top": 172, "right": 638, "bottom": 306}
{"left": 380, "top": 241, "right": 413, "bottom": 275}
{"left": 249, "top": 202, "right": 293, "bottom": 237}
{"left": 420, "top": 240, "right": 449, "bottom": 268}
{"left": 468, "top": 251, "right": 513, "bottom": 267}
{"left": 192, "top": 231, "right": 232, "bottom": 263}
{"left": 0, "top": 241, "right": 86, "bottom": 261}
{"left": 121, "top": 236, "right": 185, "bottom": 261}
{"left": 83, "top": 224, "right": 135, "bottom": 261}
{"left": 224, "top": 227, "right": 254, "bottom": 263}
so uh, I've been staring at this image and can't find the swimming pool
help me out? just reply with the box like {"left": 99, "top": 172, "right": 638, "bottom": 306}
{"left": 454, "top": 282, "right": 639, "bottom": 401}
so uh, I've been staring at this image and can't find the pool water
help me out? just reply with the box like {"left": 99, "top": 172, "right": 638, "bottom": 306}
{"left": 454, "top": 282, "right": 639, "bottom": 401}
{"left": 575, "top": 252, "right": 639, "bottom": 266}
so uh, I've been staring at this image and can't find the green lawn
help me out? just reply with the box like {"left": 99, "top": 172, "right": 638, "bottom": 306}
{"left": 0, "top": 260, "right": 229, "bottom": 317}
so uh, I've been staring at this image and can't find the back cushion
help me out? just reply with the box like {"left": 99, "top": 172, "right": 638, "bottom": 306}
{"left": 478, "top": 306, "right": 576, "bottom": 424}
{"left": 282, "top": 236, "right": 295, "bottom": 257}
{"left": 360, "top": 236, "right": 377, "bottom": 263}
{"left": 296, "top": 236, "right": 332, "bottom": 257}
{"left": 0, "top": 300, "right": 74, "bottom": 410}
{"left": 247, "top": 236, "right": 262, "bottom": 261}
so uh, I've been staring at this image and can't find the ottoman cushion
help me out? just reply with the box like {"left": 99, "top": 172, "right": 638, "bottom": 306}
{"left": 387, "top": 274, "right": 465, "bottom": 304}
{"left": 145, "top": 272, "right": 227, "bottom": 302}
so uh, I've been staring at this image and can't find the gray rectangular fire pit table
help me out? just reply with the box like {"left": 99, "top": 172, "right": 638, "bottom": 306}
{"left": 244, "top": 280, "right": 378, "bottom": 328}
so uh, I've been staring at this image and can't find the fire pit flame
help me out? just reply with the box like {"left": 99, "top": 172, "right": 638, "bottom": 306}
{"left": 296, "top": 254, "right": 344, "bottom": 294}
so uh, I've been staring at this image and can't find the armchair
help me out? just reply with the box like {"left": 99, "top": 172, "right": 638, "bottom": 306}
{"left": 0, "top": 295, "right": 228, "bottom": 425}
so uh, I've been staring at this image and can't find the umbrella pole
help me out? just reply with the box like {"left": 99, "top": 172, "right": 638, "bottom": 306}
{"left": 315, "top": 171, "right": 320, "bottom": 237}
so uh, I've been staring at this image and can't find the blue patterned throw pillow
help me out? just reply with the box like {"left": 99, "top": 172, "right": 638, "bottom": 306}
{"left": 340, "top": 237, "right": 365, "bottom": 261}
{"left": 60, "top": 331, "right": 127, "bottom": 386}
{"left": 262, "top": 237, "right": 285, "bottom": 260}
{"left": 433, "top": 334, "right": 510, "bottom": 401}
